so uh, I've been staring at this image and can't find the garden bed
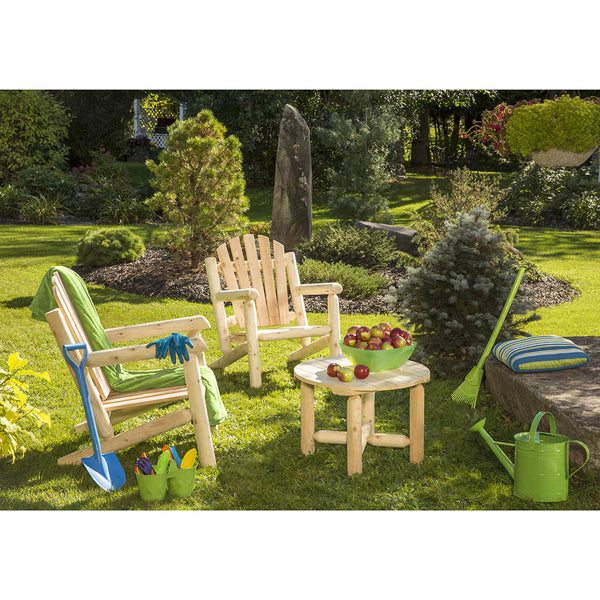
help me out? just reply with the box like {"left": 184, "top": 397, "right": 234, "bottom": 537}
{"left": 74, "top": 248, "right": 579, "bottom": 314}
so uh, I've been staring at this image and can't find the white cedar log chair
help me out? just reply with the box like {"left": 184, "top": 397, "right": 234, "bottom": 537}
{"left": 205, "top": 234, "right": 342, "bottom": 388}
{"left": 45, "top": 272, "right": 217, "bottom": 467}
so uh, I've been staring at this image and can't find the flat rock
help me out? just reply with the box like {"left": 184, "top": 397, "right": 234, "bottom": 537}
{"left": 354, "top": 221, "right": 419, "bottom": 256}
{"left": 485, "top": 336, "right": 600, "bottom": 470}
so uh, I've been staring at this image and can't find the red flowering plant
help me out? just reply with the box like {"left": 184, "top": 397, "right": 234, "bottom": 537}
{"left": 463, "top": 100, "right": 540, "bottom": 156}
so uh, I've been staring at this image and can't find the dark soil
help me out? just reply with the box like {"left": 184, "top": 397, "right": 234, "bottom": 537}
{"left": 74, "top": 248, "right": 580, "bottom": 314}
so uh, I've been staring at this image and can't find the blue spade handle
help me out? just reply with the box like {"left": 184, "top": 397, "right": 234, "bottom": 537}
{"left": 63, "top": 344, "right": 105, "bottom": 469}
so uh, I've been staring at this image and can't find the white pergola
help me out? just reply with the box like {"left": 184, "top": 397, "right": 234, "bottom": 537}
{"left": 133, "top": 98, "right": 186, "bottom": 149}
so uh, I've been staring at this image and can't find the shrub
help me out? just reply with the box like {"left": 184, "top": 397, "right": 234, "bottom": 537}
{"left": 146, "top": 110, "right": 249, "bottom": 269}
{"left": 503, "top": 162, "right": 600, "bottom": 227}
{"left": 13, "top": 166, "right": 78, "bottom": 206}
{"left": 328, "top": 194, "right": 394, "bottom": 223}
{"left": 0, "top": 185, "right": 27, "bottom": 219}
{"left": 506, "top": 95, "right": 600, "bottom": 157}
{"left": 410, "top": 168, "right": 506, "bottom": 254}
{"left": 298, "top": 223, "right": 400, "bottom": 270}
{"left": 387, "top": 207, "right": 536, "bottom": 376}
{"left": 246, "top": 221, "right": 271, "bottom": 237}
{"left": 72, "top": 148, "right": 151, "bottom": 222}
{"left": 77, "top": 227, "right": 145, "bottom": 266}
{"left": 19, "top": 195, "right": 63, "bottom": 225}
{"left": 0, "top": 91, "right": 70, "bottom": 183}
{"left": 566, "top": 190, "right": 600, "bottom": 229}
{"left": 97, "top": 196, "right": 151, "bottom": 225}
{"left": 298, "top": 258, "right": 388, "bottom": 299}
{"left": 1, "top": 352, "right": 51, "bottom": 462}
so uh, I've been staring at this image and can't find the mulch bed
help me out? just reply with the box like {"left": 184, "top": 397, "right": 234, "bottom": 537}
{"left": 73, "top": 248, "right": 580, "bottom": 315}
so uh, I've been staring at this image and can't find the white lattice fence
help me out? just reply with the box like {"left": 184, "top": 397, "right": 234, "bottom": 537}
{"left": 133, "top": 97, "right": 185, "bottom": 148}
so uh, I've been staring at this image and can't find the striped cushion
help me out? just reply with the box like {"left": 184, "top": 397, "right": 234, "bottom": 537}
{"left": 492, "top": 336, "right": 590, "bottom": 373}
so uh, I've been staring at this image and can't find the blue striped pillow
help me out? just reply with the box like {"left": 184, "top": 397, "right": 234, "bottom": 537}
{"left": 492, "top": 336, "right": 590, "bottom": 373}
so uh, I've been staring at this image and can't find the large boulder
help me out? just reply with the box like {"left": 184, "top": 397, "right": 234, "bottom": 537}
{"left": 354, "top": 221, "right": 420, "bottom": 257}
{"left": 271, "top": 104, "right": 312, "bottom": 250}
{"left": 484, "top": 336, "right": 600, "bottom": 470}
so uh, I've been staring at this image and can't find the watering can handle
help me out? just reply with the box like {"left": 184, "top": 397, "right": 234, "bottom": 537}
{"left": 529, "top": 411, "right": 557, "bottom": 447}
{"left": 568, "top": 441, "right": 590, "bottom": 478}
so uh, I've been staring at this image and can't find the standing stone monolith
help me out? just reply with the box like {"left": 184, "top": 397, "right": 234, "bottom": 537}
{"left": 271, "top": 104, "right": 312, "bottom": 250}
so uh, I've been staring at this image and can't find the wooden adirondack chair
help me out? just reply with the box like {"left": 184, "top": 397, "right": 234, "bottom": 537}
{"left": 205, "top": 234, "right": 342, "bottom": 388}
{"left": 45, "top": 272, "right": 217, "bottom": 467}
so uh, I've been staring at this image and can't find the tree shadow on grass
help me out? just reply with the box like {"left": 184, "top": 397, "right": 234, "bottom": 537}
{"left": 1, "top": 296, "right": 34, "bottom": 309}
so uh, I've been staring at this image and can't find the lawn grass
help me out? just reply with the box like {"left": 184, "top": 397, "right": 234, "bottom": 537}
{"left": 1, "top": 176, "right": 599, "bottom": 510}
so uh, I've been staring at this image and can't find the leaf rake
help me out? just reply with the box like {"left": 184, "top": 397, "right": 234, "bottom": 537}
{"left": 451, "top": 267, "right": 526, "bottom": 408}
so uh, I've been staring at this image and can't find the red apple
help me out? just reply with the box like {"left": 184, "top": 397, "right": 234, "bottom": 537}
{"left": 355, "top": 341, "right": 369, "bottom": 350}
{"left": 381, "top": 342, "right": 393, "bottom": 350}
{"left": 370, "top": 325, "right": 384, "bottom": 339}
{"left": 347, "top": 325, "right": 360, "bottom": 335}
{"left": 367, "top": 342, "right": 382, "bottom": 351}
{"left": 343, "top": 333, "right": 358, "bottom": 347}
{"left": 391, "top": 335, "right": 406, "bottom": 348}
{"left": 368, "top": 336, "right": 381, "bottom": 345}
{"left": 337, "top": 367, "right": 354, "bottom": 383}
{"left": 390, "top": 327, "right": 403, "bottom": 337}
{"left": 354, "top": 364, "right": 370, "bottom": 379}
{"left": 357, "top": 328, "right": 371, "bottom": 342}
{"left": 378, "top": 322, "right": 392, "bottom": 331}
{"left": 399, "top": 330, "right": 413, "bottom": 345}
{"left": 327, "top": 362, "right": 342, "bottom": 377}
{"left": 382, "top": 335, "right": 391, "bottom": 344}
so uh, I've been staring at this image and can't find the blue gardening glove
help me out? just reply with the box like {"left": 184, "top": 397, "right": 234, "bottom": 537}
{"left": 146, "top": 336, "right": 171, "bottom": 360}
{"left": 167, "top": 332, "right": 194, "bottom": 364}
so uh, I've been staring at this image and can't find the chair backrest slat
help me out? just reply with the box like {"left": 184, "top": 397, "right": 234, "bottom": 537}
{"left": 273, "top": 240, "right": 291, "bottom": 325}
{"left": 216, "top": 241, "right": 245, "bottom": 328}
{"left": 242, "top": 234, "right": 270, "bottom": 326}
{"left": 229, "top": 237, "right": 251, "bottom": 289}
{"left": 52, "top": 274, "right": 112, "bottom": 400}
{"left": 257, "top": 235, "right": 280, "bottom": 326}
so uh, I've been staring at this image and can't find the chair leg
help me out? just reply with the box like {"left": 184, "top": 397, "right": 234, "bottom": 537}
{"left": 244, "top": 299, "right": 262, "bottom": 388}
{"left": 183, "top": 353, "right": 217, "bottom": 467}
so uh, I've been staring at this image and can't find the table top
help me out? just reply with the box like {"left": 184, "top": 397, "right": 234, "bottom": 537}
{"left": 294, "top": 355, "right": 430, "bottom": 396}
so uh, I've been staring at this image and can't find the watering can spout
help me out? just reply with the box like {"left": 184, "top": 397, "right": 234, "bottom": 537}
{"left": 470, "top": 418, "right": 515, "bottom": 479}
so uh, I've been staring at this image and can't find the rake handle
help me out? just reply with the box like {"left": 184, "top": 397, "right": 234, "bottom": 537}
{"left": 476, "top": 267, "right": 526, "bottom": 369}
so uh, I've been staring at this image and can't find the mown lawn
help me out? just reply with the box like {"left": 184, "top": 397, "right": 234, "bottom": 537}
{"left": 1, "top": 177, "right": 599, "bottom": 510}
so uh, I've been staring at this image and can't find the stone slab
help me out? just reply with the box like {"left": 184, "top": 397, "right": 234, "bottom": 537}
{"left": 484, "top": 336, "right": 600, "bottom": 470}
{"left": 354, "top": 221, "right": 419, "bottom": 257}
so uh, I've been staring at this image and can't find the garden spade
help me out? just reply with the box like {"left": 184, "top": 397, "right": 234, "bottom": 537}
{"left": 63, "top": 343, "right": 126, "bottom": 492}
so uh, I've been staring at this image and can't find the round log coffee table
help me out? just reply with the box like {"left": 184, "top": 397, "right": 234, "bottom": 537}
{"left": 294, "top": 355, "right": 430, "bottom": 475}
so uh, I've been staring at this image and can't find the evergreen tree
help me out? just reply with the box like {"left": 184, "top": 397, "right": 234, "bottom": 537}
{"left": 386, "top": 207, "right": 536, "bottom": 376}
{"left": 146, "top": 110, "right": 248, "bottom": 269}
{"left": 316, "top": 92, "right": 403, "bottom": 223}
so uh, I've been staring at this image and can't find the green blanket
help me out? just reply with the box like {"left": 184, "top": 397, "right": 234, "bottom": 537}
{"left": 30, "top": 266, "right": 227, "bottom": 426}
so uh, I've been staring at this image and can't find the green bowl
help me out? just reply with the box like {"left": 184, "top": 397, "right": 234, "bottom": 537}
{"left": 339, "top": 339, "right": 416, "bottom": 372}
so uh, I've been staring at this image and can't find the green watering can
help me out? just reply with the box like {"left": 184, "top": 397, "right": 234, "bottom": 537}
{"left": 470, "top": 411, "right": 589, "bottom": 502}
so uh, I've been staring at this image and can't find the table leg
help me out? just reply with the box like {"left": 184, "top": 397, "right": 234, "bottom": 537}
{"left": 301, "top": 381, "right": 315, "bottom": 455}
{"left": 409, "top": 384, "right": 424, "bottom": 464}
{"left": 347, "top": 394, "right": 363, "bottom": 475}
{"left": 362, "top": 392, "right": 375, "bottom": 435}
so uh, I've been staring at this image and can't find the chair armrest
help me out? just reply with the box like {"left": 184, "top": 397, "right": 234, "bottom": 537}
{"left": 294, "top": 282, "right": 343, "bottom": 296}
{"left": 86, "top": 335, "right": 209, "bottom": 368}
{"left": 215, "top": 288, "right": 259, "bottom": 302}
{"left": 105, "top": 315, "right": 210, "bottom": 343}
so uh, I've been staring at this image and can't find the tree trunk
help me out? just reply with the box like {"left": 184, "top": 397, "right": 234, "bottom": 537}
{"left": 411, "top": 109, "right": 430, "bottom": 167}
{"left": 449, "top": 113, "right": 461, "bottom": 156}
